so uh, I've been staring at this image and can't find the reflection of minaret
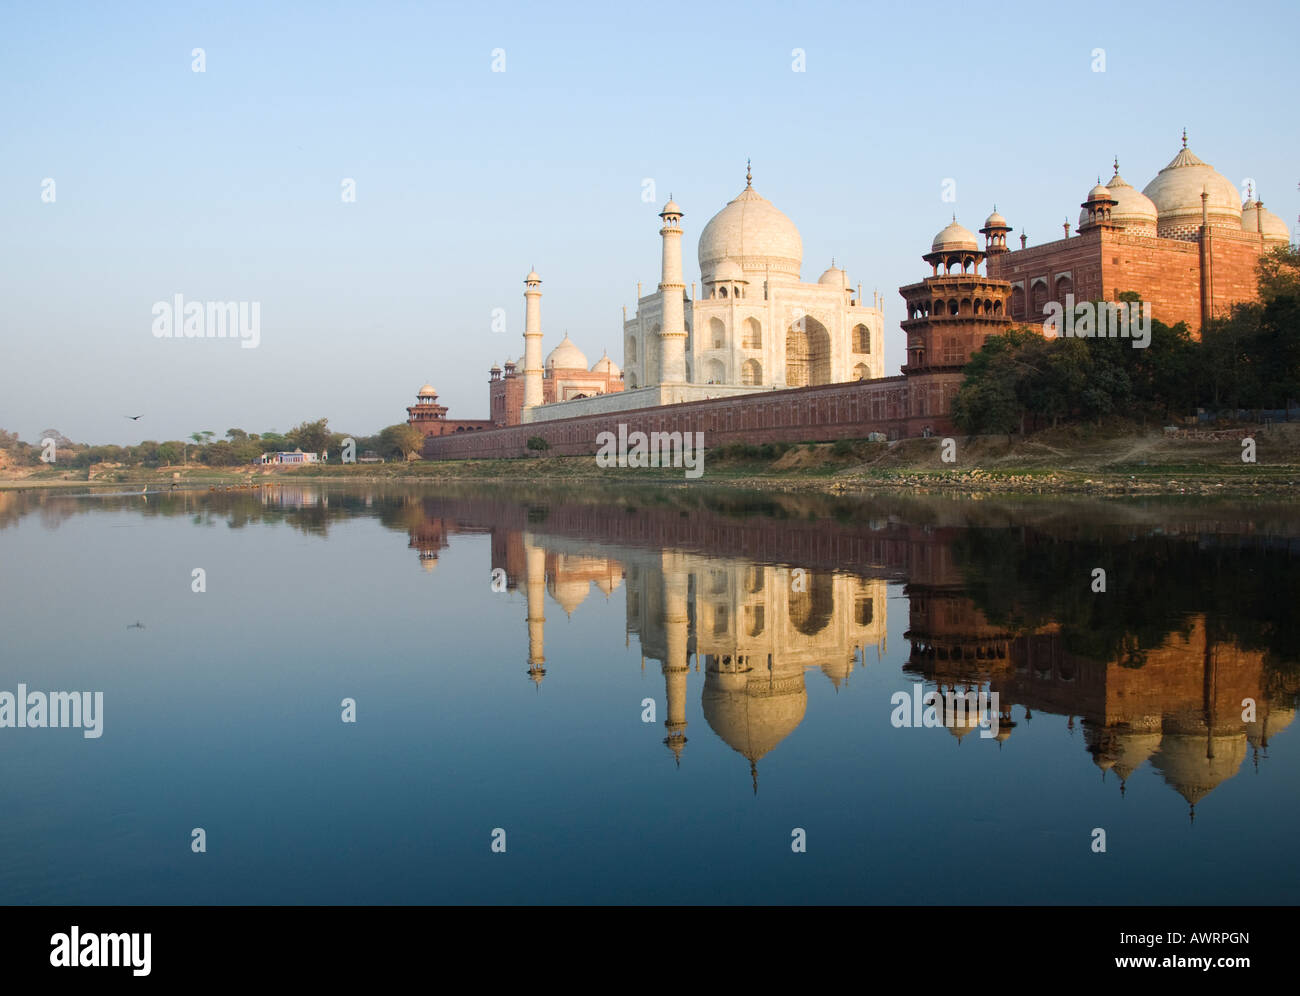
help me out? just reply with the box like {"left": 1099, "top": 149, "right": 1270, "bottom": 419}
{"left": 524, "top": 535, "right": 547, "bottom": 684}
{"left": 662, "top": 563, "right": 689, "bottom": 762}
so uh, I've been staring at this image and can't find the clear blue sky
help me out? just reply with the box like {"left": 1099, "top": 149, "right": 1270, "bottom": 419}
{"left": 2, "top": 0, "right": 1296, "bottom": 443}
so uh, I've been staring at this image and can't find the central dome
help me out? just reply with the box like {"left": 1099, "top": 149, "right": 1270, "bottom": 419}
{"left": 1142, "top": 142, "right": 1242, "bottom": 237}
{"left": 698, "top": 181, "right": 803, "bottom": 282}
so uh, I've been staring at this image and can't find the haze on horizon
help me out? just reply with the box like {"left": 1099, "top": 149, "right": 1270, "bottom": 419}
{"left": 1, "top": 0, "right": 1296, "bottom": 444}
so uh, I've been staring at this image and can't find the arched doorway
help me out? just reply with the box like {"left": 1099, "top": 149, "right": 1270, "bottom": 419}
{"left": 785, "top": 315, "right": 832, "bottom": 386}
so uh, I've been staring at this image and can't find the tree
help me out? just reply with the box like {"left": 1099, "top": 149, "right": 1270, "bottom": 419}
{"left": 378, "top": 423, "right": 425, "bottom": 461}
{"left": 1256, "top": 245, "right": 1300, "bottom": 305}
{"left": 288, "top": 419, "right": 330, "bottom": 456}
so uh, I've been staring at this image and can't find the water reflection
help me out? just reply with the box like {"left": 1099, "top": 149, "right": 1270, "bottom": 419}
{"left": 4, "top": 483, "right": 1297, "bottom": 826}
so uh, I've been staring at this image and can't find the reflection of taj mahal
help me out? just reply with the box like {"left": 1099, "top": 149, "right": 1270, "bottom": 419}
{"left": 398, "top": 494, "right": 1294, "bottom": 810}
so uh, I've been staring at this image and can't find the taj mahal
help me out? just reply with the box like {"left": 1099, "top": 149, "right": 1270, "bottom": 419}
{"left": 433, "top": 163, "right": 888, "bottom": 430}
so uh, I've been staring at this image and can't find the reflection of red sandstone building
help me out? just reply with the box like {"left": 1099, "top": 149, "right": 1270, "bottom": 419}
{"left": 985, "top": 138, "right": 1291, "bottom": 333}
{"left": 406, "top": 384, "right": 494, "bottom": 438}
{"left": 487, "top": 337, "right": 623, "bottom": 427}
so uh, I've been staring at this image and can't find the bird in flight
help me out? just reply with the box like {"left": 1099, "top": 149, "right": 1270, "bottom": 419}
{"left": 127, "top": 621, "right": 145, "bottom": 630}
{"left": 125, "top": 415, "right": 142, "bottom": 420}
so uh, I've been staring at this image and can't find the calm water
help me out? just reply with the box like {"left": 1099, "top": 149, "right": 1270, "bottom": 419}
{"left": 1, "top": 483, "right": 1297, "bottom": 905}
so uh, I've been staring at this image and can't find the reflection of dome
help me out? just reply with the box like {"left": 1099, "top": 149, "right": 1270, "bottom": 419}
{"left": 590, "top": 350, "right": 620, "bottom": 376}
{"left": 594, "top": 572, "right": 622, "bottom": 596}
{"left": 1111, "top": 729, "right": 1163, "bottom": 782}
{"left": 698, "top": 180, "right": 803, "bottom": 281}
{"left": 547, "top": 576, "right": 590, "bottom": 616}
{"left": 545, "top": 334, "right": 588, "bottom": 371}
{"left": 931, "top": 219, "right": 979, "bottom": 252}
{"left": 1245, "top": 705, "right": 1295, "bottom": 750}
{"left": 818, "top": 263, "right": 847, "bottom": 287}
{"left": 419, "top": 554, "right": 437, "bottom": 572}
{"left": 1142, "top": 140, "right": 1242, "bottom": 236}
{"left": 819, "top": 656, "right": 853, "bottom": 689}
{"left": 1150, "top": 733, "right": 1248, "bottom": 809}
{"left": 1106, "top": 171, "right": 1159, "bottom": 234}
{"left": 702, "top": 673, "right": 807, "bottom": 766}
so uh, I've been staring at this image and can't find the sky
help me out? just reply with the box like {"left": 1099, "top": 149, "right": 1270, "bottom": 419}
{"left": 1, "top": 0, "right": 1297, "bottom": 444}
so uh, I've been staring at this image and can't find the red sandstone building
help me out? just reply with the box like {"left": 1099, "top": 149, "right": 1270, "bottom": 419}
{"left": 487, "top": 337, "right": 624, "bottom": 427}
{"left": 414, "top": 141, "right": 1291, "bottom": 454}
{"left": 985, "top": 137, "right": 1290, "bottom": 333}
{"left": 406, "top": 384, "right": 494, "bottom": 438}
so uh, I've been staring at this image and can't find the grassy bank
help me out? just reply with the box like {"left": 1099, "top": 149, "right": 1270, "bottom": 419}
{"left": 4, "top": 423, "right": 1297, "bottom": 496}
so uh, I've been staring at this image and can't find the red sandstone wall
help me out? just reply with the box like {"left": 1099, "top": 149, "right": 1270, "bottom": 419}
{"left": 988, "top": 229, "right": 1269, "bottom": 334}
{"left": 423, "top": 376, "right": 914, "bottom": 460}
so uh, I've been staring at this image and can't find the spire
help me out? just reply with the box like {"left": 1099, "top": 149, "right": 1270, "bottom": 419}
{"left": 745, "top": 158, "right": 752, "bottom": 188}
{"left": 1247, "top": 180, "right": 1254, "bottom": 200}
{"left": 1113, "top": 155, "right": 1120, "bottom": 175}
{"left": 1182, "top": 127, "right": 1188, "bottom": 149}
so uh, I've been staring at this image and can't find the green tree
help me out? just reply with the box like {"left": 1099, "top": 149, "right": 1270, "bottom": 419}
{"left": 378, "top": 423, "right": 425, "bottom": 461}
{"left": 288, "top": 419, "right": 330, "bottom": 455}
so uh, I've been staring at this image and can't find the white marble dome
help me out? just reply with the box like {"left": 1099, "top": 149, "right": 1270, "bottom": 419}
{"left": 1142, "top": 143, "right": 1242, "bottom": 235}
{"left": 591, "top": 350, "right": 621, "bottom": 376}
{"left": 417, "top": 384, "right": 437, "bottom": 397}
{"left": 698, "top": 183, "right": 803, "bottom": 281}
{"left": 818, "top": 263, "right": 847, "bottom": 287}
{"left": 1241, "top": 199, "right": 1291, "bottom": 244}
{"left": 545, "top": 334, "right": 588, "bottom": 371}
{"left": 931, "top": 219, "right": 979, "bottom": 252}
{"left": 1105, "top": 171, "right": 1159, "bottom": 235}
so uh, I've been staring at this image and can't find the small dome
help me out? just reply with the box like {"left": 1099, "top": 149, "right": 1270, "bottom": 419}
{"left": 931, "top": 219, "right": 979, "bottom": 252}
{"left": 545, "top": 334, "right": 588, "bottom": 371}
{"left": 525, "top": 269, "right": 541, "bottom": 283}
{"left": 983, "top": 209, "right": 1008, "bottom": 229}
{"left": 818, "top": 263, "right": 847, "bottom": 287}
{"left": 712, "top": 258, "right": 745, "bottom": 282}
{"left": 591, "top": 350, "right": 621, "bottom": 376}
{"left": 1087, "top": 183, "right": 1113, "bottom": 201}
{"left": 661, "top": 198, "right": 682, "bottom": 216}
{"left": 1241, "top": 200, "right": 1291, "bottom": 243}
{"left": 417, "top": 384, "right": 437, "bottom": 397}
{"left": 1106, "top": 172, "right": 1159, "bottom": 234}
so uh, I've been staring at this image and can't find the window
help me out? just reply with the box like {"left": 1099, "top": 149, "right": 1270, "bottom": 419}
{"left": 852, "top": 323, "right": 871, "bottom": 353}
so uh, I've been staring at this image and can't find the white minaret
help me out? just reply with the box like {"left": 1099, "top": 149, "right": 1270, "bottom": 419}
{"left": 523, "top": 269, "right": 544, "bottom": 410}
{"left": 657, "top": 198, "right": 687, "bottom": 384}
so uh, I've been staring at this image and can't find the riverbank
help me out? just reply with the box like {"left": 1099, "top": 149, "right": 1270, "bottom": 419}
{"left": 3, "top": 424, "right": 1297, "bottom": 497}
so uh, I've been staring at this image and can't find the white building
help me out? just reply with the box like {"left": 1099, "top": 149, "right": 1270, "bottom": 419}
{"left": 523, "top": 165, "right": 886, "bottom": 424}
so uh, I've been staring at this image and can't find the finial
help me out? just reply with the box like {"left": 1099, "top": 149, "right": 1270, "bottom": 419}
{"left": 745, "top": 159, "right": 752, "bottom": 187}
{"left": 1182, "top": 127, "right": 1188, "bottom": 149}
{"left": 1113, "top": 155, "right": 1119, "bottom": 175}
{"left": 1247, "top": 180, "right": 1254, "bottom": 200}
{"left": 1097, "top": 175, "right": 1102, "bottom": 185}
